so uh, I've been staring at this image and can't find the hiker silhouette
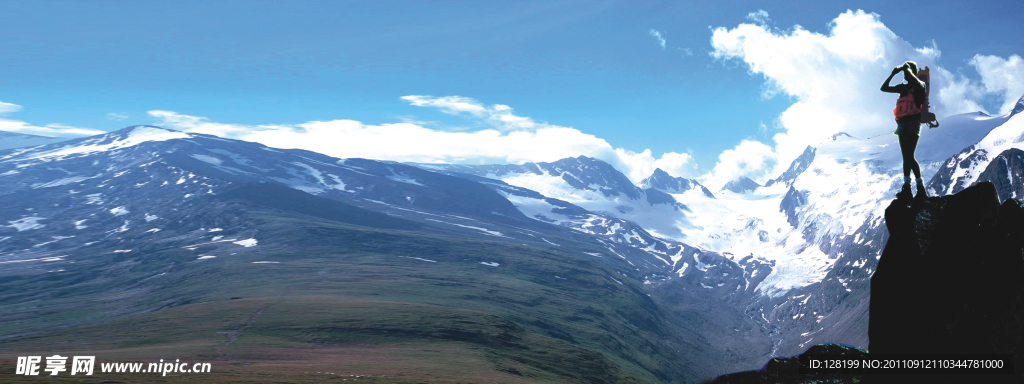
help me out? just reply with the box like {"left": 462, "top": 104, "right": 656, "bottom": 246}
{"left": 881, "top": 61, "right": 928, "bottom": 199}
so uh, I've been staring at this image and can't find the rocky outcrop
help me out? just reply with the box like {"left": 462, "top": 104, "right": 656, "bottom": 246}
{"left": 975, "top": 148, "right": 1024, "bottom": 201}
{"left": 779, "top": 187, "right": 809, "bottom": 228}
{"left": 702, "top": 343, "right": 867, "bottom": 383}
{"left": 704, "top": 182, "right": 1024, "bottom": 383}
{"left": 869, "top": 182, "right": 1024, "bottom": 356}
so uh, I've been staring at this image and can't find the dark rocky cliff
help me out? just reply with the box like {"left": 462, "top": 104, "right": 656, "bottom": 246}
{"left": 870, "top": 181, "right": 1024, "bottom": 356}
{"left": 705, "top": 181, "right": 1024, "bottom": 383}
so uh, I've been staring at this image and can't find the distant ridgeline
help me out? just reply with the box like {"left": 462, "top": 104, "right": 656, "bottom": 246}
{"left": 705, "top": 181, "right": 1024, "bottom": 384}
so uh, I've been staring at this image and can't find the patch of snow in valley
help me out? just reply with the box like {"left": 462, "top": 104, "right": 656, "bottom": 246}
{"left": 8, "top": 217, "right": 45, "bottom": 231}
{"left": 496, "top": 193, "right": 573, "bottom": 224}
{"left": 191, "top": 154, "right": 222, "bottom": 165}
{"left": 327, "top": 174, "right": 354, "bottom": 192}
{"left": 84, "top": 193, "right": 103, "bottom": 205}
{"left": 0, "top": 255, "right": 65, "bottom": 264}
{"left": 541, "top": 238, "right": 559, "bottom": 246}
{"left": 290, "top": 185, "right": 324, "bottom": 194}
{"left": 31, "top": 175, "right": 95, "bottom": 189}
{"left": 233, "top": 238, "right": 258, "bottom": 247}
{"left": 385, "top": 168, "right": 425, "bottom": 186}
{"left": 111, "top": 221, "right": 130, "bottom": 233}
{"left": 424, "top": 218, "right": 506, "bottom": 237}
{"left": 398, "top": 256, "right": 437, "bottom": 262}
{"left": 32, "top": 236, "right": 75, "bottom": 248}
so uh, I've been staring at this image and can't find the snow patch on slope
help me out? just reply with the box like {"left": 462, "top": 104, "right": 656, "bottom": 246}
{"left": 8, "top": 217, "right": 45, "bottom": 231}
{"left": 23, "top": 127, "right": 190, "bottom": 161}
{"left": 233, "top": 238, "right": 258, "bottom": 247}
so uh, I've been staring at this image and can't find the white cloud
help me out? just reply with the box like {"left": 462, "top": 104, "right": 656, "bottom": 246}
{"left": 969, "top": 54, "right": 1024, "bottom": 115}
{"left": 746, "top": 9, "right": 770, "bottom": 25}
{"left": 0, "top": 101, "right": 24, "bottom": 114}
{"left": 0, "top": 101, "right": 104, "bottom": 137}
{"left": 649, "top": 29, "right": 667, "bottom": 49}
{"left": 701, "top": 140, "right": 777, "bottom": 190}
{"left": 149, "top": 100, "right": 696, "bottom": 182}
{"left": 400, "top": 95, "right": 488, "bottom": 116}
{"left": 610, "top": 148, "right": 696, "bottom": 184}
{"left": 706, "top": 9, "right": 1022, "bottom": 185}
{"left": 0, "top": 119, "right": 105, "bottom": 137}
{"left": 147, "top": 110, "right": 293, "bottom": 137}
{"left": 933, "top": 66, "right": 989, "bottom": 115}
{"left": 400, "top": 95, "right": 544, "bottom": 131}
{"left": 107, "top": 113, "right": 129, "bottom": 121}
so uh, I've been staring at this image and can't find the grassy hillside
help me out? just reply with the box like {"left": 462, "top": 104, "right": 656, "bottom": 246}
{"left": 2, "top": 296, "right": 639, "bottom": 383}
{"left": 0, "top": 197, "right": 694, "bottom": 382}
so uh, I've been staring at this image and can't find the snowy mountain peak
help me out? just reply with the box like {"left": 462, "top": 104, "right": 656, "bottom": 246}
{"left": 764, "top": 146, "right": 816, "bottom": 188}
{"left": 1, "top": 125, "right": 191, "bottom": 163}
{"left": 105, "top": 125, "right": 190, "bottom": 142}
{"left": 527, "top": 156, "right": 643, "bottom": 200}
{"left": 721, "top": 176, "right": 761, "bottom": 194}
{"left": 1010, "top": 93, "right": 1024, "bottom": 118}
{"left": 119, "top": 125, "right": 181, "bottom": 134}
{"left": 640, "top": 168, "right": 715, "bottom": 198}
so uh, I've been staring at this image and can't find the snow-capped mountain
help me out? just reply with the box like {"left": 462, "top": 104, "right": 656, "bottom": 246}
{"left": 410, "top": 94, "right": 1024, "bottom": 359}
{"left": 417, "top": 156, "right": 698, "bottom": 242}
{"left": 3, "top": 92, "right": 1021, "bottom": 368}
{"left": 0, "top": 126, "right": 772, "bottom": 375}
{"left": 0, "top": 125, "right": 701, "bottom": 284}
{"left": 764, "top": 146, "right": 816, "bottom": 189}
{"left": 410, "top": 162, "right": 709, "bottom": 274}
{"left": 928, "top": 100, "right": 1024, "bottom": 201}
{"left": 0, "top": 126, "right": 534, "bottom": 265}
{"left": 639, "top": 168, "right": 715, "bottom": 198}
{"left": 721, "top": 176, "right": 761, "bottom": 194}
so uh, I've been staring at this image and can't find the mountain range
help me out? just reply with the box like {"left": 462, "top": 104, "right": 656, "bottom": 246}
{"left": 0, "top": 94, "right": 1022, "bottom": 382}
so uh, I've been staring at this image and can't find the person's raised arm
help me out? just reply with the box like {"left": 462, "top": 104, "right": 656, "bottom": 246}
{"left": 880, "top": 66, "right": 901, "bottom": 93}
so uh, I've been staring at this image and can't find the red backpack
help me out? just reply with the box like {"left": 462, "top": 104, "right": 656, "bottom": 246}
{"left": 894, "top": 92, "right": 921, "bottom": 119}
{"left": 893, "top": 67, "right": 940, "bottom": 127}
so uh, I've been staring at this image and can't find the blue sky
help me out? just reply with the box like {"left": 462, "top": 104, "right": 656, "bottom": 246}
{"left": 1, "top": 0, "right": 1022, "bottom": 187}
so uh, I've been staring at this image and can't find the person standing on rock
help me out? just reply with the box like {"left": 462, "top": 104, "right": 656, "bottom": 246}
{"left": 881, "top": 61, "right": 928, "bottom": 199}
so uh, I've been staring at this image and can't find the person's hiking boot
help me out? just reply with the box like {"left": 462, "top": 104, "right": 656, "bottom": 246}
{"left": 897, "top": 183, "right": 912, "bottom": 200}
{"left": 916, "top": 184, "right": 928, "bottom": 199}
